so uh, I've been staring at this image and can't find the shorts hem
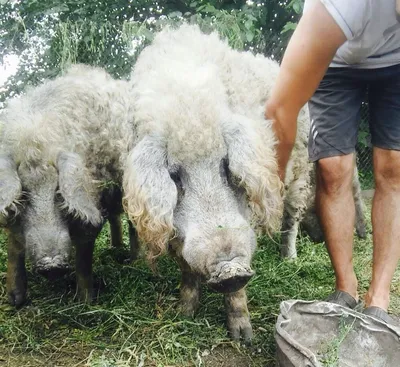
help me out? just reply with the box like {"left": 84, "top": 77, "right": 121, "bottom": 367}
{"left": 371, "top": 142, "right": 400, "bottom": 152}
{"left": 309, "top": 148, "right": 355, "bottom": 162}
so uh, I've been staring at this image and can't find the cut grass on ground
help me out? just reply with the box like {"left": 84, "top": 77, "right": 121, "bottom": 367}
{"left": 0, "top": 200, "right": 399, "bottom": 366}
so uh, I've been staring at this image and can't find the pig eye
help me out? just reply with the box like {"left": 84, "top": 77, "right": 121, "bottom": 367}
{"left": 1, "top": 191, "right": 26, "bottom": 226}
{"left": 16, "top": 190, "right": 29, "bottom": 208}
{"left": 170, "top": 170, "right": 183, "bottom": 191}
{"left": 220, "top": 158, "right": 230, "bottom": 183}
{"left": 55, "top": 188, "right": 63, "bottom": 203}
{"left": 221, "top": 158, "right": 241, "bottom": 189}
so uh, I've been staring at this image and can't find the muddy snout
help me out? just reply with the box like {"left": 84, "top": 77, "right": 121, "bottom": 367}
{"left": 207, "top": 263, "right": 254, "bottom": 293}
{"left": 35, "top": 255, "right": 70, "bottom": 279}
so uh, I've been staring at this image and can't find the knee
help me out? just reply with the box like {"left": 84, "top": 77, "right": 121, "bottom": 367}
{"left": 316, "top": 155, "right": 354, "bottom": 195}
{"left": 374, "top": 150, "right": 400, "bottom": 192}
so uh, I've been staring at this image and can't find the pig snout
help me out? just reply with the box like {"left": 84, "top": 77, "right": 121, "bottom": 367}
{"left": 207, "top": 262, "right": 254, "bottom": 293}
{"left": 35, "top": 255, "right": 70, "bottom": 279}
{"left": 25, "top": 225, "right": 72, "bottom": 279}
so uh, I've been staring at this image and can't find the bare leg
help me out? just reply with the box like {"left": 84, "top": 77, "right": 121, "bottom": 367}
{"left": 365, "top": 148, "right": 400, "bottom": 310}
{"left": 109, "top": 214, "right": 123, "bottom": 248}
{"left": 176, "top": 255, "right": 201, "bottom": 317}
{"left": 316, "top": 154, "right": 358, "bottom": 300}
{"left": 128, "top": 221, "right": 140, "bottom": 261}
{"left": 6, "top": 230, "right": 27, "bottom": 307}
{"left": 224, "top": 288, "right": 252, "bottom": 344}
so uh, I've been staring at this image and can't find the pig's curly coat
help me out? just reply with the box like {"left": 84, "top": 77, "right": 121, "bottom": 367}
{"left": 0, "top": 64, "right": 135, "bottom": 224}
{"left": 123, "top": 24, "right": 312, "bottom": 258}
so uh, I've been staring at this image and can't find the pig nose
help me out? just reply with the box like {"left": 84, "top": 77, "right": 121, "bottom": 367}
{"left": 35, "top": 255, "right": 70, "bottom": 280}
{"left": 207, "top": 263, "right": 254, "bottom": 293}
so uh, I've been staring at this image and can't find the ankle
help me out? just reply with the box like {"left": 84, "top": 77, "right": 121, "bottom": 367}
{"left": 335, "top": 273, "right": 358, "bottom": 301}
{"left": 335, "top": 286, "right": 359, "bottom": 302}
{"left": 365, "top": 289, "right": 390, "bottom": 311}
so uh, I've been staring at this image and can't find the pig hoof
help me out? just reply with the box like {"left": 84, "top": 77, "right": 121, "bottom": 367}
{"left": 180, "top": 305, "right": 195, "bottom": 318}
{"left": 179, "top": 299, "right": 199, "bottom": 318}
{"left": 304, "top": 229, "right": 324, "bottom": 243}
{"left": 77, "top": 292, "right": 93, "bottom": 304}
{"left": 8, "top": 289, "right": 27, "bottom": 308}
{"left": 75, "top": 287, "right": 93, "bottom": 304}
{"left": 113, "top": 249, "right": 133, "bottom": 265}
{"left": 356, "top": 225, "right": 367, "bottom": 239}
{"left": 227, "top": 314, "right": 253, "bottom": 345}
{"left": 280, "top": 247, "right": 297, "bottom": 259}
{"left": 208, "top": 266, "right": 254, "bottom": 293}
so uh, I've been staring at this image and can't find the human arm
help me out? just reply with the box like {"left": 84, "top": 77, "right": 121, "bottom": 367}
{"left": 265, "top": 0, "right": 347, "bottom": 180}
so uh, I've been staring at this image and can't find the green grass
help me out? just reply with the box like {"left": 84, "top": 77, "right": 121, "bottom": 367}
{"left": 0, "top": 201, "right": 399, "bottom": 366}
{"left": 318, "top": 315, "right": 356, "bottom": 367}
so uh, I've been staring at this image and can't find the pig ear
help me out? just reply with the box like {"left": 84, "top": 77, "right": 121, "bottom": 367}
{"left": 57, "top": 152, "right": 102, "bottom": 226}
{"left": 123, "top": 135, "right": 177, "bottom": 259}
{"left": 0, "top": 155, "right": 22, "bottom": 225}
{"left": 222, "top": 114, "right": 284, "bottom": 234}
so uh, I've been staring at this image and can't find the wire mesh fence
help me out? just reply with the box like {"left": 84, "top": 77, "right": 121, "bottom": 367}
{"left": 357, "top": 103, "right": 374, "bottom": 189}
{"left": 264, "top": 37, "right": 374, "bottom": 190}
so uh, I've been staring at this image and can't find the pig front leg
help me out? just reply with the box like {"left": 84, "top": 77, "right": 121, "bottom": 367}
{"left": 280, "top": 207, "right": 299, "bottom": 259}
{"left": 128, "top": 221, "right": 140, "bottom": 261}
{"left": 281, "top": 169, "right": 310, "bottom": 258}
{"left": 352, "top": 167, "right": 367, "bottom": 239}
{"left": 176, "top": 256, "right": 201, "bottom": 317}
{"left": 301, "top": 207, "right": 325, "bottom": 243}
{"left": 109, "top": 213, "right": 123, "bottom": 248}
{"left": 70, "top": 222, "right": 102, "bottom": 303}
{"left": 224, "top": 288, "right": 252, "bottom": 344}
{"left": 6, "top": 230, "right": 27, "bottom": 307}
{"left": 75, "top": 240, "right": 95, "bottom": 303}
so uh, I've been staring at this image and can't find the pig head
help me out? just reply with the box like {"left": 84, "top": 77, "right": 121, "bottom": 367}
{"left": 0, "top": 152, "right": 102, "bottom": 305}
{"left": 123, "top": 114, "right": 283, "bottom": 293}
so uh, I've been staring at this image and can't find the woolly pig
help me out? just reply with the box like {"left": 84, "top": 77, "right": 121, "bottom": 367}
{"left": 0, "top": 64, "right": 137, "bottom": 307}
{"left": 123, "top": 25, "right": 311, "bottom": 342}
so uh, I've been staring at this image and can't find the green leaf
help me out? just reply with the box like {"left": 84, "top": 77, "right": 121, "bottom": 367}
{"left": 281, "top": 21, "right": 297, "bottom": 34}
{"left": 199, "top": 4, "right": 217, "bottom": 14}
{"left": 44, "top": 4, "right": 70, "bottom": 15}
{"left": 246, "top": 30, "right": 254, "bottom": 42}
{"left": 168, "top": 11, "right": 183, "bottom": 18}
{"left": 357, "top": 131, "right": 369, "bottom": 147}
{"left": 293, "top": 2, "right": 302, "bottom": 14}
{"left": 244, "top": 19, "right": 253, "bottom": 30}
{"left": 139, "top": 28, "right": 154, "bottom": 41}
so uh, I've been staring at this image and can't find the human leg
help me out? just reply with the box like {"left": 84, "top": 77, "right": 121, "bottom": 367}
{"left": 365, "top": 148, "right": 400, "bottom": 310}
{"left": 308, "top": 68, "right": 366, "bottom": 305}
{"left": 316, "top": 154, "right": 358, "bottom": 300}
{"left": 365, "top": 65, "right": 400, "bottom": 311}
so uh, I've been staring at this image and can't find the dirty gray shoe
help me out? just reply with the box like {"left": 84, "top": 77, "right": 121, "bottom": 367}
{"left": 325, "top": 290, "right": 363, "bottom": 311}
{"left": 363, "top": 306, "right": 395, "bottom": 325}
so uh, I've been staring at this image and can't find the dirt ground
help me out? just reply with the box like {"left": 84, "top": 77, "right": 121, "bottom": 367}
{"left": 0, "top": 345, "right": 272, "bottom": 367}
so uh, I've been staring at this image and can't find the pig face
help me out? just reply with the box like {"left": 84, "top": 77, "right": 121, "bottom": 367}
{"left": 123, "top": 114, "right": 283, "bottom": 293}
{"left": 168, "top": 155, "right": 256, "bottom": 293}
{"left": 0, "top": 152, "right": 102, "bottom": 278}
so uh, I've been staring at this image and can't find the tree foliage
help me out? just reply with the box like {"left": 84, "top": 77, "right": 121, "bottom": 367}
{"left": 0, "top": 0, "right": 304, "bottom": 106}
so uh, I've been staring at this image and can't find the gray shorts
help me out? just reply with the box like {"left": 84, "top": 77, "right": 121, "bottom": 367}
{"left": 308, "top": 64, "right": 400, "bottom": 162}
